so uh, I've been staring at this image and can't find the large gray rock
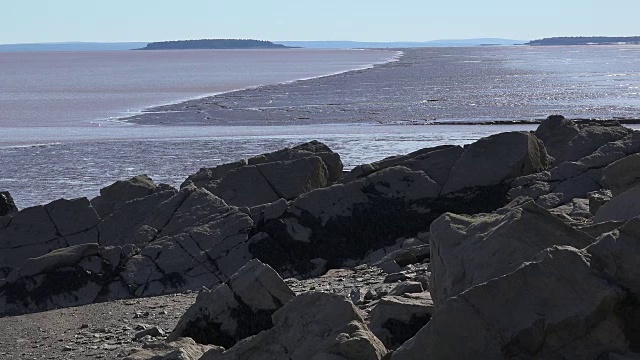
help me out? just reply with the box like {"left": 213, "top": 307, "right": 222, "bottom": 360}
{"left": 123, "top": 337, "right": 221, "bottom": 360}
{"left": 368, "top": 293, "right": 434, "bottom": 349}
{"left": 594, "top": 184, "right": 640, "bottom": 223}
{"left": 0, "top": 197, "right": 101, "bottom": 275}
{"left": 248, "top": 140, "right": 343, "bottom": 183}
{"left": 90, "top": 175, "right": 157, "bottom": 218}
{"left": 535, "top": 115, "right": 633, "bottom": 164}
{"left": 0, "top": 243, "right": 135, "bottom": 316}
{"left": 167, "top": 259, "right": 295, "bottom": 348}
{"left": 429, "top": 200, "right": 594, "bottom": 306}
{"left": 392, "top": 247, "right": 632, "bottom": 359}
{"left": 510, "top": 129, "right": 640, "bottom": 209}
{"left": 342, "top": 145, "right": 463, "bottom": 187}
{"left": 251, "top": 166, "right": 443, "bottom": 277}
{"left": 203, "top": 292, "right": 387, "bottom": 360}
{"left": 588, "top": 217, "right": 640, "bottom": 297}
{"left": 180, "top": 160, "right": 247, "bottom": 189}
{"left": 441, "top": 131, "right": 551, "bottom": 195}
{"left": 121, "top": 189, "right": 254, "bottom": 297}
{"left": 0, "top": 191, "right": 17, "bottom": 216}
{"left": 602, "top": 153, "right": 640, "bottom": 196}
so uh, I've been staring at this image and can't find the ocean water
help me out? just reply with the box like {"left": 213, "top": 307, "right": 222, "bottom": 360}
{"left": 1, "top": 46, "right": 639, "bottom": 208}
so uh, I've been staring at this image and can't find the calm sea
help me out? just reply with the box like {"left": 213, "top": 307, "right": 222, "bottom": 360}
{"left": 1, "top": 46, "right": 639, "bottom": 208}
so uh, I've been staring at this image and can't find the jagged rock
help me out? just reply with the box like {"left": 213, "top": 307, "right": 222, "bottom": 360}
{"left": 603, "top": 153, "right": 640, "bottom": 196}
{"left": 388, "top": 282, "right": 423, "bottom": 296}
{"left": 587, "top": 217, "right": 640, "bottom": 297}
{"left": 392, "top": 247, "right": 632, "bottom": 359}
{"left": 0, "top": 191, "right": 17, "bottom": 216}
{"left": 549, "top": 198, "right": 592, "bottom": 221}
{"left": 429, "top": 200, "right": 594, "bottom": 306}
{"left": 98, "top": 186, "right": 181, "bottom": 247}
{"left": 0, "top": 197, "right": 102, "bottom": 275}
{"left": 534, "top": 115, "right": 632, "bottom": 164}
{"left": 248, "top": 140, "right": 343, "bottom": 183}
{"left": 180, "top": 160, "right": 247, "bottom": 189}
{"left": 134, "top": 326, "right": 166, "bottom": 340}
{"left": 202, "top": 292, "right": 387, "bottom": 360}
{"left": 167, "top": 259, "right": 295, "bottom": 348}
{"left": 369, "top": 293, "right": 434, "bottom": 349}
{"left": 90, "top": 175, "right": 157, "bottom": 218}
{"left": 122, "top": 189, "right": 254, "bottom": 297}
{"left": 123, "top": 337, "right": 221, "bottom": 360}
{"left": 510, "top": 129, "right": 640, "bottom": 209}
{"left": 441, "top": 131, "right": 551, "bottom": 195}
{"left": 250, "top": 166, "right": 442, "bottom": 277}
{"left": 594, "top": 184, "right": 640, "bottom": 223}
{"left": 589, "top": 189, "right": 612, "bottom": 215}
{"left": 247, "top": 198, "right": 288, "bottom": 226}
{"left": 0, "top": 243, "right": 135, "bottom": 316}
{"left": 341, "top": 145, "right": 463, "bottom": 186}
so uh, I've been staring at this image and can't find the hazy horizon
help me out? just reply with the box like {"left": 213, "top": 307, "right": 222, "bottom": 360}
{"left": 1, "top": 0, "right": 638, "bottom": 44}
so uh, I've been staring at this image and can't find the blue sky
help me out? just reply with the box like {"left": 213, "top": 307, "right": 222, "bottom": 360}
{"left": 1, "top": 0, "right": 638, "bottom": 44}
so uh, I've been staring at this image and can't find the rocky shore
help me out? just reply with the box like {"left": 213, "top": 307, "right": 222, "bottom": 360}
{"left": 1, "top": 115, "right": 640, "bottom": 359}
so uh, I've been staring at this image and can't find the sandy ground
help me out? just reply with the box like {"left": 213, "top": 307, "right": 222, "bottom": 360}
{"left": 0, "top": 293, "right": 196, "bottom": 360}
{"left": 0, "top": 262, "right": 428, "bottom": 359}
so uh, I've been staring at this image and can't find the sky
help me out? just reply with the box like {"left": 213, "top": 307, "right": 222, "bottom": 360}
{"left": 1, "top": 0, "right": 638, "bottom": 44}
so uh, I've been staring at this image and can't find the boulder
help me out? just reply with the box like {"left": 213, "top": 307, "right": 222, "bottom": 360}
{"left": 167, "top": 259, "right": 295, "bottom": 348}
{"left": 341, "top": 145, "right": 463, "bottom": 186}
{"left": 441, "top": 131, "right": 551, "bottom": 195}
{"left": 534, "top": 115, "right": 632, "bottom": 164}
{"left": 588, "top": 217, "right": 640, "bottom": 297}
{"left": 0, "top": 243, "right": 135, "bottom": 316}
{"left": 121, "top": 189, "right": 254, "bottom": 297}
{"left": 0, "top": 191, "right": 17, "bottom": 216}
{"left": 392, "top": 247, "right": 632, "bottom": 359}
{"left": 91, "top": 175, "right": 157, "bottom": 218}
{"left": 123, "top": 337, "right": 221, "bottom": 360}
{"left": 602, "top": 153, "right": 640, "bottom": 196}
{"left": 369, "top": 293, "right": 434, "bottom": 349}
{"left": 510, "top": 129, "right": 640, "bottom": 209}
{"left": 248, "top": 140, "right": 343, "bottom": 183}
{"left": 180, "top": 160, "right": 247, "bottom": 189}
{"left": 0, "top": 198, "right": 101, "bottom": 274}
{"left": 203, "top": 292, "right": 387, "bottom": 360}
{"left": 250, "top": 166, "right": 442, "bottom": 277}
{"left": 429, "top": 200, "right": 594, "bottom": 305}
{"left": 589, "top": 189, "right": 612, "bottom": 215}
{"left": 594, "top": 184, "right": 640, "bottom": 223}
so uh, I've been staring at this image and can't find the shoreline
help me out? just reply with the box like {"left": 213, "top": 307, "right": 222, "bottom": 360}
{"left": 113, "top": 49, "right": 403, "bottom": 126}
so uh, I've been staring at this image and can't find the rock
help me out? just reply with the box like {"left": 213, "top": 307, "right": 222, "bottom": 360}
{"left": 594, "top": 184, "right": 640, "bottom": 223}
{"left": 509, "top": 129, "right": 640, "bottom": 209}
{"left": 549, "top": 198, "right": 592, "bottom": 221}
{"left": 248, "top": 198, "right": 288, "bottom": 226}
{"left": 203, "top": 292, "right": 387, "bottom": 360}
{"left": 429, "top": 200, "right": 594, "bottom": 306}
{"left": 167, "top": 259, "right": 295, "bottom": 348}
{"left": 123, "top": 337, "right": 221, "bottom": 360}
{"left": 441, "top": 131, "right": 551, "bottom": 195}
{"left": 134, "top": 326, "right": 166, "bottom": 340}
{"left": 383, "top": 273, "right": 409, "bottom": 284}
{"left": 589, "top": 189, "right": 612, "bottom": 215}
{"left": 251, "top": 166, "right": 442, "bottom": 277}
{"left": 180, "top": 160, "right": 247, "bottom": 189}
{"left": 90, "top": 175, "right": 157, "bottom": 218}
{"left": 369, "top": 293, "right": 434, "bottom": 349}
{"left": 206, "top": 165, "right": 281, "bottom": 207}
{"left": 341, "top": 145, "right": 463, "bottom": 186}
{"left": 44, "top": 197, "right": 101, "bottom": 242}
{"left": 0, "top": 198, "right": 102, "bottom": 274}
{"left": 0, "top": 244, "right": 132, "bottom": 316}
{"left": 602, "top": 153, "right": 640, "bottom": 196}
{"left": 392, "top": 247, "right": 632, "bottom": 359}
{"left": 0, "top": 191, "right": 17, "bottom": 216}
{"left": 388, "top": 281, "right": 423, "bottom": 296}
{"left": 121, "top": 190, "right": 254, "bottom": 297}
{"left": 249, "top": 140, "right": 343, "bottom": 184}
{"left": 534, "top": 115, "right": 632, "bottom": 164}
{"left": 587, "top": 217, "right": 640, "bottom": 297}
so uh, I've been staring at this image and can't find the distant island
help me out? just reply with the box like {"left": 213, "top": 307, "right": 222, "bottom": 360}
{"left": 526, "top": 36, "right": 640, "bottom": 46}
{"left": 137, "top": 39, "right": 293, "bottom": 50}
